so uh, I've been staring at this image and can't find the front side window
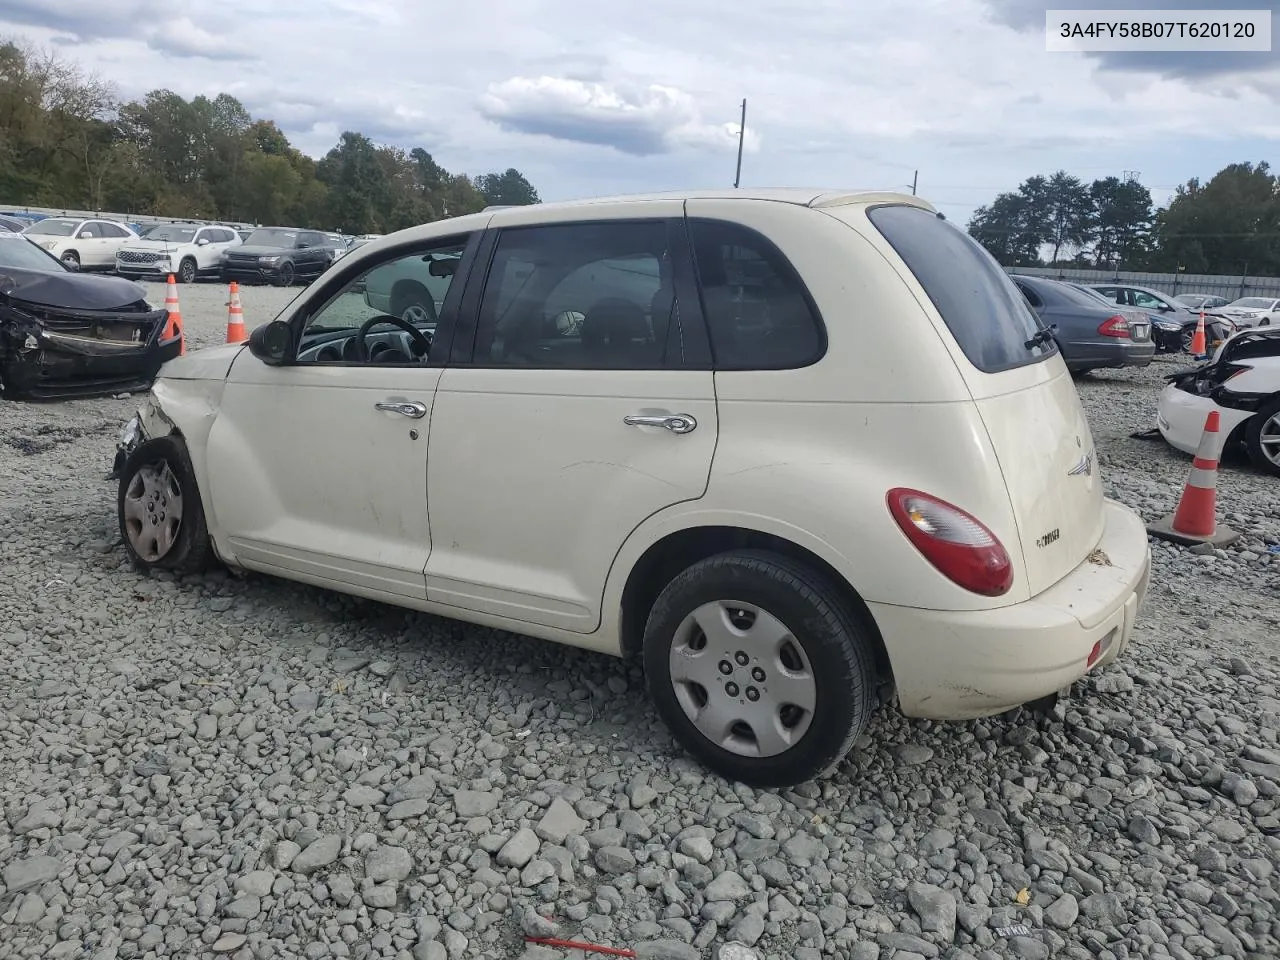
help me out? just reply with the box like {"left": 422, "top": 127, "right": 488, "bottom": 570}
{"left": 471, "top": 220, "right": 677, "bottom": 370}
{"left": 1130, "top": 290, "right": 1168, "bottom": 310}
{"left": 295, "top": 236, "right": 469, "bottom": 365}
{"left": 688, "top": 219, "right": 824, "bottom": 369}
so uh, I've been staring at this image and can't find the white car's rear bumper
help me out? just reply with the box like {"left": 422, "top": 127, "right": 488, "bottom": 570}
{"left": 1155, "top": 382, "right": 1254, "bottom": 455}
{"left": 868, "top": 498, "right": 1151, "bottom": 719}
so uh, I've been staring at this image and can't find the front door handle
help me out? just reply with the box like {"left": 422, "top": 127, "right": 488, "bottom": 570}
{"left": 375, "top": 400, "right": 428, "bottom": 419}
{"left": 624, "top": 413, "right": 697, "bottom": 434}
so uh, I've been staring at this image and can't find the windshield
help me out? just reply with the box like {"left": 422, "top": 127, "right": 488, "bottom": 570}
{"left": 1231, "top": 298, "right": 1274, "bottom": 309}
{"left": 245, "top": 228, "right": 298, "bottom": 248}
{"left": 25, "top": 218, "right": 78, "bottom": 237}
{"left": 0, "top": 233, "right": 66, "bottom": 272}
{"left": 142, "top": 225, "right": 199, "bottom": 243}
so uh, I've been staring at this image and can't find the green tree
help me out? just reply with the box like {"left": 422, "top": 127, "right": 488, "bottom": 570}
{"left": 1088, "top": 176, "right": 1152, "bottom": 269}
{"left": 968, "top": 192, "right": 1043, "bottom": 266}
{"left": 1039, "top": 170, "right": 1093, "bottom": 265}
{"left": 1147, "top": 163, "right": 1280, "bottom": 276}
{"left": 474, "top": 167, "right": 540, "bottom": 206}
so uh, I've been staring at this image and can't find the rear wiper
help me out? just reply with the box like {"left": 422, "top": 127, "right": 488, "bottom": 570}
{"left": 1025, "top": 325, "right": 1057, "bottom": 350}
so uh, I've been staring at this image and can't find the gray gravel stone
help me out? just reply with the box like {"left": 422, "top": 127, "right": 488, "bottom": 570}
{"left": 908, "top": 883, "right": 957, "bottom": 940}
{"left": 291, "top": 835, "right": 341, "bottom": 874}
{"left": 706, "top": 870, "right": 751, "bottom": 902}
{"left": 366, "top": 846, "right": 413, "bottom": 882}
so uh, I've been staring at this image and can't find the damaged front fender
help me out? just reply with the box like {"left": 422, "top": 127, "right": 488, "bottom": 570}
{"left": 0, "top": 296, "right": 181, "bottom": 402}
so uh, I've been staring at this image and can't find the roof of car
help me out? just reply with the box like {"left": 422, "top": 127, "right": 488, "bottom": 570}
{"left": 488, "top": 187, "right": 935, "bottom": 213}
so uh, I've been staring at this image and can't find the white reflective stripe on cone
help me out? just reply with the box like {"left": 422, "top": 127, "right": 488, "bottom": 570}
{"left": 1185, "top": 466, "right": 1219, "bottom": 489}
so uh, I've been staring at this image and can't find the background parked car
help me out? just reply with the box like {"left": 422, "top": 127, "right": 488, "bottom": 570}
{"left": 220, "top": 227, "right": 338, "bottom": 286}
{"left": 1091, "top": 282, "right": 1235, "bottom": 354}
{"left": 1011, "top": 274, "right": 1154, "bottom": 375}
{"left": 116, "top": 223, "right": 242, "bottom": 284}
{"left": 1214, "top": 296, "right": 1279, "bottom": 329}
{"left": 0, "top": 215, "right": 30, "bottom": 233}
{"left": 1174, "top": 294, "right": 1230, "bottom": 313}
{"left": 21, "top": 216, "right": 140, "bottom": 271}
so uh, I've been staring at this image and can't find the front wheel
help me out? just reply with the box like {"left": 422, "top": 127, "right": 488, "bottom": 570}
{"left": 62, "top": 250, "right": 80, "bottom": 269}
{"left": 117, "top": 435, "right": 213, "bottom": 574}
{"left": 178, "top": 257, "right": 197, "bottom": 284}
{"left": 642, "top": 549, "right": 876, "bottom": 787}
{"left": 272, "top": 261, "right": 295, "bottom": 286}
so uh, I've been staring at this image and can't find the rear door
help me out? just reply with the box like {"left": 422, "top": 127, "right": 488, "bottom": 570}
{"left": 423, "top": 208, "right": 718, "bottom": 633}
{"left": 853, "top": 204, "right": 1105, "bottom": 597}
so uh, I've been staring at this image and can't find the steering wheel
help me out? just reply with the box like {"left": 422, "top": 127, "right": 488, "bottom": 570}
{"left": 352, "top": 314, "right": 432, "bottom": 362}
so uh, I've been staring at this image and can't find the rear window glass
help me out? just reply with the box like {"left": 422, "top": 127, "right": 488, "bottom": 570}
{"left": 868, "top": 205, "right": 1055, "bottom": 373}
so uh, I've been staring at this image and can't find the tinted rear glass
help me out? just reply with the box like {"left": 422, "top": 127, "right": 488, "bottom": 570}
{"left": 868, "top": 204, "right": 1055, "bottom": 373}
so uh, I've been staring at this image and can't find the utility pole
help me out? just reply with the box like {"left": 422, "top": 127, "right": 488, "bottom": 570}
{"left": 733, "top": 99, "right": 747, "bottom": 188}
{"left": 911, "top": 170, "right": 918, "bottom": 195}
{"left": 1123, "top": 170, "right": 1140, "bottom": 183}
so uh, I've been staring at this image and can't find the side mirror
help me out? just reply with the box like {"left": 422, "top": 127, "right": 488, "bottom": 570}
{"left": 196, "top": 237, "right": 210, "bottom": 246}
{"left": 248, "top": 320, "right": 293, "bottom": 365}
{"left": 78, "top": 231, "right": 93, "bottom": 239}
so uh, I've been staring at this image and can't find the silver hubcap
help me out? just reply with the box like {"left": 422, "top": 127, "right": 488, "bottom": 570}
{"left": 123, "top": 463, "right": 184, "bottom": 561}
{"left": 668, "top": 601, "right": 817, "bottom": 758}
{"left": 401, "top": 303, "right": 431, "bottom": 325}
{"left": 1259, "top": 412, "right": 1280, "bottom": 467}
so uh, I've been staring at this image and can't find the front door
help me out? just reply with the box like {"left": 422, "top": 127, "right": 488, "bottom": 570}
{"left": 203, "top": 231, "right": 481, "bottom": 599}
{"left": 425, "top": 210, "right": 719, "bottom": 633}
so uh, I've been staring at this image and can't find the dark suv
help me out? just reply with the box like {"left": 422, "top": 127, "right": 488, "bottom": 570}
{"left": 221, "top": 227, "right": 337, "bottom": 287}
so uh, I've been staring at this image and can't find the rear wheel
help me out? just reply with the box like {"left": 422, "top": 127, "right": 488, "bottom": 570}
{"left": 391, "top": 282, "right": 437, "bottom": 326}
{"left": 1245, "top": 398, "right": 1280, "bottom": 477}
{"left": 117, "top": 436, "right": 213, "bottom": 574}
{"left": 642, "top": 549, "right": 876, "bottom": 787}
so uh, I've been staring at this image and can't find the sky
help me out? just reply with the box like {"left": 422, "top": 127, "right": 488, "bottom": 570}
{"left": 1, "top": 0, "right": 1277, "bottom": 226}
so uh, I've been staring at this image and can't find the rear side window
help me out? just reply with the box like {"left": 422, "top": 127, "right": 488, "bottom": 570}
{"left": 687, "top": 219, "right": 824, "bottom": 369}
{"left": 868, "top": 205, "right": 1054, "bottom": 373}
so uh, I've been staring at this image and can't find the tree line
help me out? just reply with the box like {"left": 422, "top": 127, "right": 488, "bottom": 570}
{"left": 967, "top": 162, "right": 1280, "bottom": 277}
{"left": 0, "top": 39, "right": 541, "bottom": 235}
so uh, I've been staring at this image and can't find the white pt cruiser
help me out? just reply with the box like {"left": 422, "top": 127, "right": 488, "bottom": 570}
{"left": 113, "top": 189, "right": 1152, "bottom": 787}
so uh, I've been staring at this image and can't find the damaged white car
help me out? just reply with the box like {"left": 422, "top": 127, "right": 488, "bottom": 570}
{"left": 111, "top": 189, "right": 1151, "bottom": 786}
{"left": 1156, "top": 325, "right": 1280, "bottom": 477}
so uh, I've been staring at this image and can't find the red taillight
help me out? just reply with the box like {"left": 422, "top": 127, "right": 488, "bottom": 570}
{"left": 886, "top": 489, "right": 1014, "bottom": 597}
{"left": 1098, "top": 315, "right": 1131, "bottom": 338}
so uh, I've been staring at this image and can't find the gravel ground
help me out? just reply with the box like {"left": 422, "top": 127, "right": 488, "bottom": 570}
{"left": 1, "top": 282, "right": 1278, "bottom": 960}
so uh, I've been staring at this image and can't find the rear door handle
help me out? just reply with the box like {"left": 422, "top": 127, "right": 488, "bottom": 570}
{"left": 375, "top": 400, "right": 428, "bottom": 419}
{"left": 624, "top": 413, "right": 697, "bottom": 434}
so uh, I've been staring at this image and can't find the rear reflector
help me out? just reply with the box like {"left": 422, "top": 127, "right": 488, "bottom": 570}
{"left": 886, "top": 488, "right": 1013, "bottom": 597}
{"left": 1098, "top": 315, "right": 1131, "bottom": 338}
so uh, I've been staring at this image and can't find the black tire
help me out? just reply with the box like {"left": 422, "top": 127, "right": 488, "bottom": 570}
{"left": 391, "top": 282, "right": 437, "bottom": 325}
{"left": 178, "top": 257, "right": 197, "bottom": 284}
{"left": 1244, "top": 397, "right": 1280, "bottom": 478}
{"left": 62, "top": 250, "right": 80, "bottom": 268}
{"left": 117, "top": 435, "right": 214, "bottom": 575}
{"left": 642, "top": 549, "right": 876, "bottom": 787}
{"left": 273, "top": 260, "right": 295, "bottom": 287}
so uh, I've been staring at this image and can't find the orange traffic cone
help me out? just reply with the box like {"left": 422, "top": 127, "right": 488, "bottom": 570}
{"left": 1190, "top": 311, "right": 1207, "bottom": 357}
{"left": 163, "top": 274, "right": 186, "bottom": 356}
{"left": 225, "top": 282, "right": 247, "bottom": 344}
{"left": 1146, "top": 410, "right": 1240, "bottom": 547}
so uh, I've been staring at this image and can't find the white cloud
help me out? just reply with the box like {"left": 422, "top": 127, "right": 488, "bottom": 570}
{"left": 149, "top": 17, "right": 251, "bottom": 61}
{"left": 1, "top": 0, "right": 1277, "bottom": 225}
{"left": 477, "top": 76, "right": 759, "bottom": 157}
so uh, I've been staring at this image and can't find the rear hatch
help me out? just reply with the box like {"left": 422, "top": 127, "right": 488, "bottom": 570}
{"left": 860, "top": 203, "right": 1105, "bottom": 598}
